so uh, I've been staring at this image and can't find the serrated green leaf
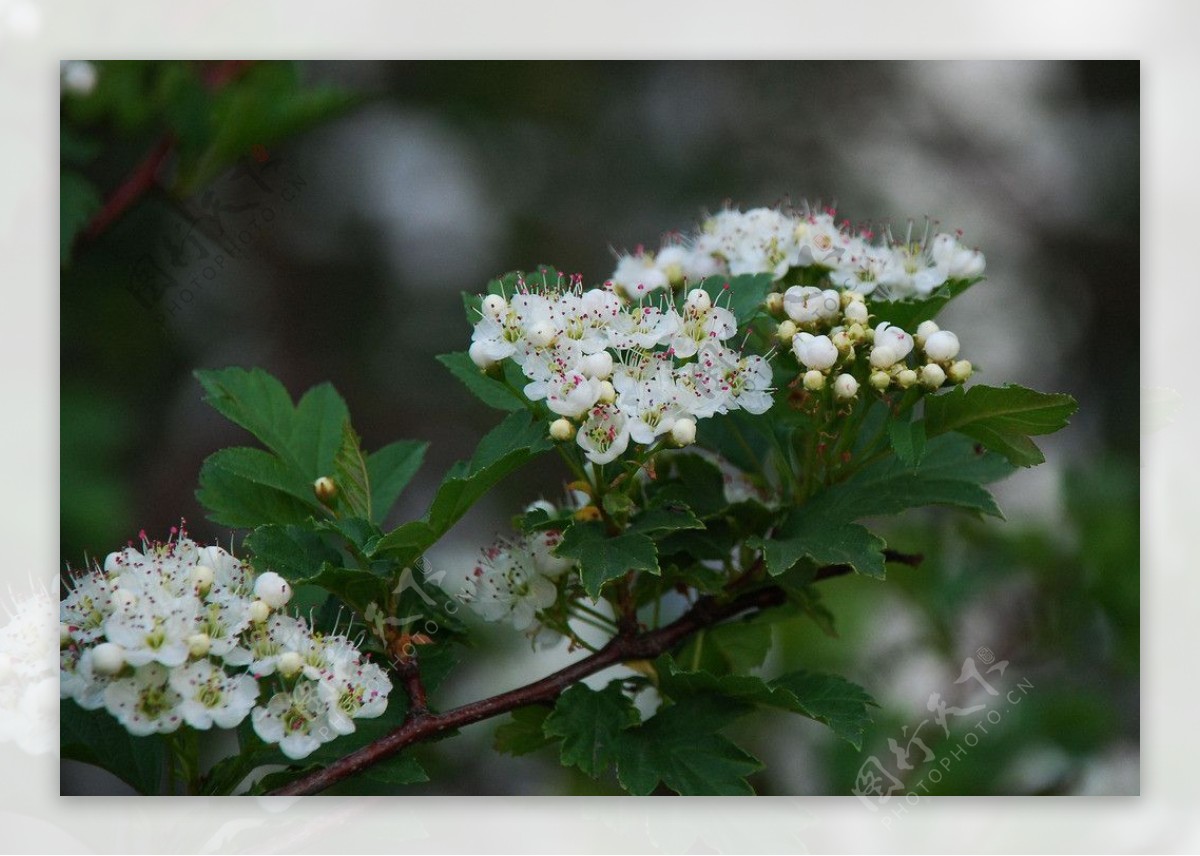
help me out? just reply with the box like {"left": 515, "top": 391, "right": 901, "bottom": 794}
{"left": 300, "top": 565, "right": 390, "bottom": 612}
{"left": 60, "top": 701, "right": 166, "bottom": 794}
{"left": 373, "top": 411, "right": 551, "bottom": 564}
{"left": 494, "top": 705, "right": 556, "bottom": 756}
{"left": 197, "top": 446, "right": 318, "bottom": 506}
{"left": 698, "top": 273, "right": 775, "bottom": 326}
{"left": 614, "top": 696, "right": 761, "bottom": 795}
{"left": 681, "top": 618, "right": 774, "bottom": 675}
{"left": 543, "top": 683, "right": 640, "bottom": 777}
{"left": 361, "top": 754, "right": 429, "bottom": 786}
{"left": 889, "top": 418, "right": 926, "bottom": 467}
{"left": 924, "top": 383, "right": 1079, "bottom": 467}
{"left": 291, "top": 383, "right": 353, "bottom": 478}
{"left": 196, "top": 455, "right": 315, "bottom": 529}
{"left": 243, "top": 524, "right": 341, "bottom": 581}
{"left": 627, "top": 502, "right": 705, "bottom": 537}
{"left": 332, "top": 421, "right": 372, "bottom": 519}
{"left": 437, "top": 352, "right": 526, "bottom": 412}
{"left": 196, "top": 367, "right": 302, "bottom": 466}
{"left": 555, "top": 521, "right": 658, "bottom": 599}
{"left": 649, "top": 453, "right": 728, "bottom": 518}
{"left": 756, "top": 515, "right": 887, "bottom": 579}
{"left": 367, "top": 440, "right": 427, "bottom": 524}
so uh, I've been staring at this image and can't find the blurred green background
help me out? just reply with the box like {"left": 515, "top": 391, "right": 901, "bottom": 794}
{"left": 60, "top": 60, "right": 1139, "bottom": 796}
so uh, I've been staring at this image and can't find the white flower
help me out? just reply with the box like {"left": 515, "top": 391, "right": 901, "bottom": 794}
{"left": 830, "top": 238, "right": 889, "bottom": 295}
{"left": 169, "top": 659, "right": 259, "bottom": 730}
{"left": 792, "top": 333, "right": 839, "bottom": 371}
{"left": 621, "top": 375, "right": 682, "bottom": 446}
{"left": 874, "top": 323, "right": 915, "bottom": 361}
{"left": 612, "top": 251, "right": 670, "bottom": 298}
{"left": 782, "top": 286, "right": 841, "bottom": 325}
{"left": 316, "top": 658, "right": 392, "bottom": 735}
{"left": 793, "top": 212, "right": 848, "bottom": 268}
{"left": 576, "top": 404, "right": 631, "bottom": 465}
{"left": 102, "top": 589, "right": 199, "bottom": 669}
{"left": 528, "top": 529, "right": 574, "bottom": 578}
{"left": 923, "top": 330, "right": 961, "bottom": 362}
{"left": 252, "top": 681, "right": 336, "bottom": 760}
{"left": 60, "top": 569, "right": 114, "bottom": 644}
{"left": 608, "top": 305, "right": 678, "bottom": 351}
{"left": 930, "top": 233, "right": 986, "bottom": 279}
{"left": 668, "top": 303, "right": 737, "bottom": 359}
{"left": 103, "top": 663, "right": 184, "bottom": 736}
{"left": 878, "top": 245, "right": 948, "bottom": 298}
{"left": 463, "top": 541, "right": 557, "bottom": 631}
{"left": 529, "top": 370, "right": 602, "bottom": 419}
{"left": 700, "top": 345, "right": 774, "bottom": 415}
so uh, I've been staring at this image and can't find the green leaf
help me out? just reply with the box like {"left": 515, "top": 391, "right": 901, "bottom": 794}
{"left": 494, "top": 705, "right": 555, "bottom": 756}
{"left": 60, "top": 701, "right": 166, "bottom": 794}
{"left": 543, "top": 683, "right": 640, "bottom": 777}
{"left": 196, "top": 367, "right": 305, "bottom": 466}
{"left": 196, "top": 454, "right": 315, "bottom": 529}
{"left": 373, "top": 411, "right": 552, "bottom": 564}
{"left": 659, "top": 658, "right": 878, "bottom": 749}
{"left": 555, "top": 521, "right": 658, "bottom": 599}
{"left": 867, "top": 277, "right": 982, "bottom": 331}
{"left": 614, "top": 696, "right": 761, "bottom": 795}
{"left": 300, "top": 565, "right": 390, "bottom": 612}
{"left": 331, "top": 421, "right": 372, "bottom": 519}
{"left": 769, "top": 671, "right": 879, "bottom": 749}
{"left": 361, "top": 754, "right": 429, "bottom": 786}
{"left": 681, "top": 618, "right": 774, "bottom": 675}
{"left": 889, "top": 418, "right": 927, "bottom": 467}
{"left": 698, "top": 273, "right": 775, "bottom": 326}
{"left": 243, "top": 524, "right": 341, "bottom": 581}
{"left": 61, "top": 170, "right": 101, "bottom": 265}
{"left": 367, "top": 440, "right": 428, "bottom": 524}
{"left": 437, "top": 352, "right": 526, "bottom": 412}
{"left": 291, "top": 383, "right": 353, "bottom": 478}
{"left": 627, "top": 502, "right": 705, "bottom": 537}
{"left": 649, "top": 454, "right": 727, "bottom": 518}
{"left": 756, "top": 514, "right": 887, "bottom": 579}
{"left": 197, "top": 446, "right": 317, "bottom": 506}
{"left": 924, "top": 383, "right": 1079, "bottom": 467}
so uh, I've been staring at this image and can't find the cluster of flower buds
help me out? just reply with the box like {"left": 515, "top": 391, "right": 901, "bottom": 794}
{"left": 468, "top": 275, "right": 772, "bottom": 465}
{"left": 771, "top": 287, "right": 971, "bottom": 399}
{"left": 59, "top": 528, "right": 391, "bottom": 760}
{"left": 610, "top": 205, "right": 985, "bottom": 301}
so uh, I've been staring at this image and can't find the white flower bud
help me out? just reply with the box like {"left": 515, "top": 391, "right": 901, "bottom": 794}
{"left": 187, "top": 633, "right": 211, "bottom": 658}
{"left": 869, "top": 345, "right": 899, "bottom": 369}
{"left": 92, "top": 642, "right": 125, "bottom": 676}
{"left": 278, "top": 650, "right": 305, "bottom": 678}
{"left": 192, "top": 564, "right": 215, "bottom": 593}
{"left": 581, "top": 350, "right": 613, "bottom": 380}
{"left": 915, "top": 320, "right": 940, "bottom": 346}
{"left": 793, "top": 333, "right": 839, "bottom": 371}
{"left": 60, "top": 623, "right": 73, "bottom": 647}
{"left": 597, "top": 380, "right": 617, "bottom": 404}
{"left": 549, "top": 418, "right": 575, "bottom": 442}
{"left": 948, "top": 360, "right": 974, "bottom": 383}
{"left": 920, "top": 363, "right": 947, "bottom": 389}
{"left": 684, "top": 288, "right": 712, "bottom": 313}
{"left": 830, "top": 330, "right": 853, "bottom": 352}
{"left": 896, "top": 368, "right": 918, "bottom": 389}
{"left": 481, "top": 294, "right": 507, "bottom": 321}
{"left": 468, "top": 340, "right": 497, "bottom": 370}
{"left": 671, "top": 418, "right": 697, "bottom": 447}
{"left": 847, "top": 323, "right": 867, "bottom": 343}
{"left": 869, "top": 370, "right": 892, "bottom": 391}
{"left": 248, "top": 600, "right": 271, "bottom": 623}
{"left": 924, "top": 330, "right": 961, "bottom": 362}
{"left": 833, "top": 373, "right": 859, "bottom": 399}
{"left": 313, "top": 476, "right": 337, "bottom": 503}
{"left": 844, "top": 301, "right": 869, "bottom": 324}
{"left": 776, "top": 320, "right": 798, "bottom": 343}
{"left": 765, "top": 292, "right": 785, "bottom": 316}
{"left": 803, "top": 370, "right": 826, "bottom": 391}
{"left": 254, "top": 571, "right": 292, "bottom": 609}
{"left": 527, "top": 321, "right": 557, "bottom": 349}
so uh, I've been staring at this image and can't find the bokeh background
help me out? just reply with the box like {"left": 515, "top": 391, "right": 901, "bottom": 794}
{"left": 59, "top": 60, "right": 1139, "bottom": 796}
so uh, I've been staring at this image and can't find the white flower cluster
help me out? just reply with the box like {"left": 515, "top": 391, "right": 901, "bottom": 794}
{"left": 610, "top": 206, "right": 985, "bottom": 301}
{"left": 458, "top": 524, "right": 574, "bottom": 642}
{"left": 776, "top": 286, "right": 972, "bottom": 397}
{"left": 468, "top": 276, "right": 772, "bottom": 464}
{"left": 59, "top": 528, "right": 392, "bottom": 760}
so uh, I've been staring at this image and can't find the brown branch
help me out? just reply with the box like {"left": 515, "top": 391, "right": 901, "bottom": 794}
{"left": 271, "top": 551, "right": 922, "bottom": 796}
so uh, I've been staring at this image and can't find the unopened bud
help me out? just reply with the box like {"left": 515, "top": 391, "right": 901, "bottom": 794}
{"left": 192, "top": 564, "right": 215, "bottom": 594}
{"left": 847, "top": 322, "right": 867, "bottom": 343}
{"left": 920, "top": 363, "right": 947, "bottom": 389}
{"left": 248, "top": 599, "right": 271, "bottom": 623}
{"left": 528, "top": 321, "right": 557, "bottom": 349}
{"left": 915, "top": 320, "right": 940, "bottom": 346}
{"left": 468, "top": 340, "right": 498, "bottom": 370}
{"left": 948, "top": 359, "right": 974, "bottom": 383}
{"left": 581, "top": 350, "right": 613, "bottom": 381}
{"left": 777, "top": 320, "right": 798, "bottom": 343}
{"left": 597, "top": 380, "right": 617, "bottom": 404}
{"left": 833, "top": 373, "right": 859, "bottom": 400}
{"left": 60, "top": 623, "right": 72, "bottom": 647}
{"left": 803, "top": 370, "right": 826, "bottom": 391}
{"left": 896, "top": 368, "right": 918, "bottom": 389}
{"left": 549, "top": 418, "right": 575, "bottom": 442}
{"left": 844, "top": 301, "right": 869, "bottom": 324}
{"left": 766, "top": 292, "right": 785, "bottom": 316}
{"left": 187, "top": 633, "right": 211, "bottom": 658}
{"left": 671, "top": 418, "right": 697, "bottom": 447}
{"left": 278, "top": 650, "right": 304, "bottom": 678}
{"left": 314, "top": 476, "right": 337, "bottom": 503}
{"left": 254, "top": 571, "right": 292, "bottom": 609}
{"left": 830, "top": 329, "right": 853, "bottom": 352}
{"left": 840, "top": 290, "right": 865, "bottom": 308}
{"left": 91, "top": 642, "right": 125, "bottom": 676}
{"left": 481, "top": 294, "right": 507, "bottom": 321}
{"left": 869, "top": 370, "right": 892, "bottom": 391}
{"left": 924, "top": 330, "right": 961, "bottom": 362}
{"left": 869, "top": 345, "right": 899, "bottom": 369}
